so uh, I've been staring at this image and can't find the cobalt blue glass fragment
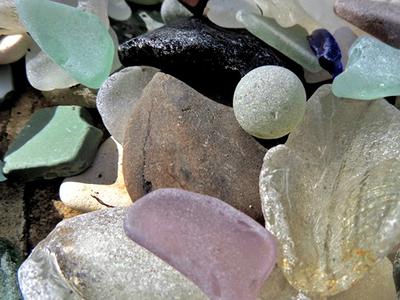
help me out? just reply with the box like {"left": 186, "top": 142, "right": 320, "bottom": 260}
{"left": 307, "top": 29, "right": 343, "bottom": 78}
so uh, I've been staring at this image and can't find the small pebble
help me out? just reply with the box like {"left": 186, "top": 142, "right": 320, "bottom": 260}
{"left": 335, "top": 0, "right": 400, "bottom": 48}
{"left": 0, "top": 34, "right": 29, "bottom": 65}
{"left": 233, "top": 66, "right": 306, "bottom": 139}
{"left": 60, "top": 137, "right": 132, "bottom": 212}
{"left": 161, "top": 0, "right": 192, "bottom": 25}
{"left": 108, "top": 0, "right": 132, "bottom": 21}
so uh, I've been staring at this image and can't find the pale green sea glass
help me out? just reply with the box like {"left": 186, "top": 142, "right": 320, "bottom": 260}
{"left": 15, "top": 0, "right": 114, "bottom": 89}
{"left": 260, "top": 84, "right": 400, "bottom": 296}
{"left": 236, "top": 11, "right": 322, "bottom": 73}
{"left": 333, "top": 36, "right": 400, "bottom": 100}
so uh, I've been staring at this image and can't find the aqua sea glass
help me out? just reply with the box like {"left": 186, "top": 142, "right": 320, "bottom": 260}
{"left": 16, "top": 0, "right": 114, "bottom": 89}
{"left": 333, "top": 36, "right": 400, "bottom": 100}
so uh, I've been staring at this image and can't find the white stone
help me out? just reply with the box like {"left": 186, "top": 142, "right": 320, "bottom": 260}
{"left": 161, "top": 0, "right": 192, "bottom": 25}
{"left": 60, "top": 138, "right": 132, "bottom": 212}
{"left": 138, "top": 11, "right": 164, "bottom": 32}
{"left": 97, "top": 66, "right": 159, "bottom": 144}
{"left": 0, "top": 34, "right": 29, "bottom": 65}
{"left": 108, "top": 0, "right": 132, "bottom": 21}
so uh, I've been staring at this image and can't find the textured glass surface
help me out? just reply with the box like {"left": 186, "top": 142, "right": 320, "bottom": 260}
{"left": 333, "top": 36, "right": 400, "bottom": 100}
{"left": 16, "top": 0, "right": 114, "bottom": 88}
{"left": 260, "top": 84, "right": 400, "bottom": 297}
{"left": 18, "top": 208, "right": 207, "bottom": 300}
{"left": 237, "top": 11, "right": 321, "bottom": 73}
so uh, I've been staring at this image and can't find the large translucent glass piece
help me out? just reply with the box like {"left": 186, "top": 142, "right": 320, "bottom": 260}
{"left": 18, "top": 208, "right": 207, "bottom": 299}
{"left": 333, "top": 36, "right": 400, "bottom": 100}
{"left": 16, "top": 0, "right": 114, "bottom": 89}
{"left": 260, "top": 84, "right": 400, "bottom": 297}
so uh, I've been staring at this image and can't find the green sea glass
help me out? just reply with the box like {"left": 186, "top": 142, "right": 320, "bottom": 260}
{"left": 3, "top": 106, "right": 103, "bottom": 181}
{"left": 333, "top": 36, "right": 400, "bottom": 100}
{"left": 236, "top": 11, "right": 322, "bottom": 73}
{"left": 15, "top": 0, "right": 114, "bottom": 89}
{"left": 0, "top": 161, "right": 6, "bottom": 182}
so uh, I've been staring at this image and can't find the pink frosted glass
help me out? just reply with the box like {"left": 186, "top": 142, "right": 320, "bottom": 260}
{"left": 124, "top": 188, "right": 277, "bottom": 300}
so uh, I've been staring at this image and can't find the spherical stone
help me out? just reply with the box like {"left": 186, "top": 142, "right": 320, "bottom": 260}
{"left": 233, "top": 66, "right": 306, "bottom": 139}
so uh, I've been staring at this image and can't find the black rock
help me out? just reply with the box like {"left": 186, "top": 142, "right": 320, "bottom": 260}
{"left": 119, "top": 17, "right": 303, "bottom": 104}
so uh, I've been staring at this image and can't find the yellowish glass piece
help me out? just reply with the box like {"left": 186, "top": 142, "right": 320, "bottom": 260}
{"left": 260, "top": 84, "right": 400, "bottom": 297}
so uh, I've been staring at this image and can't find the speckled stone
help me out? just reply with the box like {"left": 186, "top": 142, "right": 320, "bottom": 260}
{"left": 124, "top": 188, "right": 277, "bottom": 300}
{"left": 260, "top": 84, "right": 400, "bottom": 296}
{"left": 0, "top": 239, "right": 22, "bottom": 300}
{"left": 233, "top": 66, "right": 306, "bottom": 139}
{"left": 41, "top": 85, "right": 97, "bottom": 108}
{"left": 97, "top": 66, "right": 159, "bottom": 144}
{"left": 60, "top": 138, "right": 132, "bottom": 212}
{"left": 161, "top": 0, "right": 192, "bottom": 24}
{"left": 123, "top": 73, "right": 267, "bottom": 221}
{"left": 333, "top": 36, "right": 400, "bottom": 100}
{"left": 3, "top": 106, "right": 103, "bottom": 181}
{"left": 335, "top": 0, "right": 400, "bottom": 48}
{"left": 18, "top": 208, "right": 207, "bottom": 300}
{"left": 119, "top": 17, "right": 300, "bottom": 103}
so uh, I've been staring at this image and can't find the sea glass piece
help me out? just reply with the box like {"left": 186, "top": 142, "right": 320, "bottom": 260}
{"left": 138, "top": 11, "right": 164, "bottom": 32}
{"left": 308, "top": 29, "right": 343, "bottom": 77}
{"left": 205, "top": 0, "right": 260, "bottom": 29}
{"left": 256, "top": 0, "right": 360, "bottom": 34}
{"left": 77, "top": 0, "right": 109, "bottom": 27}
{"left": 335, "top": 0, "right": 400, "bottom": 48}
{"left": 255, "top": 0, "right": 318, "bottom": 31}
{"left": 26, "top": 40, "right": 79, "bottom": 91}
{"left": 16, "top": 0, "right": 114, "bottom": 89}
{"left": 18, "top": 208, "right": 207, "bottom": 300}
{"left": 108, "top": 0, "right": 132, "bottom": 21}
{"left": 333, "top": 36, "right": 400, "bottom": 100}
{"left": 0, "top": 161, "right": 6, "bottom": 182}
{"left": 124, "top": 188, "right": 277, "bottom": 300}
{"left": 233, "top": 66, "right": 306, "bottom": 139}
{"left": 236, "top": 11, "right": 322, "bottom": 73}
{"left": 3, "top": 106, "right": 103, "bottom": 181}
{"left": 161, "top": 0, "right": 193, "bottom": 25}
{"left": 260, "top": 84, "right": 400, "bottom": 296}
{"left": 97, "top": 66, "right": 159, "bottom": 144}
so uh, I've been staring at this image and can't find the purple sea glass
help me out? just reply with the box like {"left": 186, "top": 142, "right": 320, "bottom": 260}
{"left": 124, "top": 188, "right": 277, "bottom": 300}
